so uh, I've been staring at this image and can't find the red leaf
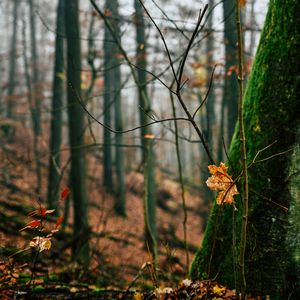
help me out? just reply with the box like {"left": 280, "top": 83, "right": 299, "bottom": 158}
{"left": 28, "top": 210, "right": 37, "bottom": 217}
{"left": 28, "top": 219, "right": 41, "bottom": 228}
{"left": 60, "top": 188, "right": 70, "bottom": 201}
{"left": 39, "top": 207, "right": 47, "bottom": 217}
{"left": 20, "top": 219, "right": 41, "bottom": 232}
{"left": 55, "top": 216, "right": 64, "bottom": 228}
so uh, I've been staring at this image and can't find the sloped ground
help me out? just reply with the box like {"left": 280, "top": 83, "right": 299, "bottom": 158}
{"left": 0, "top": 122, "right": 209, "bottom": 297}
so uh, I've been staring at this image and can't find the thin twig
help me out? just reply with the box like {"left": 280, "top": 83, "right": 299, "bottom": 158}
{"left": 235, "top": 1, "right": 248, "bottom": 298}
{"left": 192, "top": 64, "right": 217, "bottom": 120}
{"left": 138, "top": 0, "right": 179, "bottom": 84}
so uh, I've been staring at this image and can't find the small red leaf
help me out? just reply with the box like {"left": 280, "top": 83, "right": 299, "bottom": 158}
{"left": 55, "top": 216, "right": 64, "bottom": 228}
{"left": 28, "top": 210, "right": 37, "bottom": 217}
{"left": 28, "top": 219, "right": 41, "bottom": 228}
{"left": 39, "top": 207, "right": 47, "bottom": 217}
{"left": 20, "top": 219, "right": 41, "bottom": 231}
{"left": 60, "top": 188, "right": 70, "bottom": 201}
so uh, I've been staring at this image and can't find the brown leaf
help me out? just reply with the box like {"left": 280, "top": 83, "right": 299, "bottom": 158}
{"left": 206, "top": 162, "right": 239, "bottom": 205}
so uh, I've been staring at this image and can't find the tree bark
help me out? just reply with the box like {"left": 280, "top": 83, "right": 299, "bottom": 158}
{"left": 28, "top": 0, "right": 42, "bottom": 194}
{"left": 112, "top": 2, "right": 126, "bottom": 216}
{"left": 6, "top": 0, "right": 19, "bottom": 118}
{"left": 191, "top": 1, "right": 300, "bottom": 298}
{"left": 223, "top": 0, "right": 238, "bottom": 147}
{"left": 47, "top": 0, "right": 65, "bottom": 209}
{"left": 134, "top": 0, "right": 157, "bottom": 263}
{"left": 102, "top": 0, "right": 115, "bottom": 193}
{"left": 65, "top": 0, "right": 89, "bottom": 266}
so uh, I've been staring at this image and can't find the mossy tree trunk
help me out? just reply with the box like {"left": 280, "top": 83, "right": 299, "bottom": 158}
{"left": 47, "top": 0, "right": 65, "bottom": 209}
{"left": 65, "top": 0, "right": 90, "bottom": 266}
{"left": 191, "top": 1, "right": 300, "bottom": 298}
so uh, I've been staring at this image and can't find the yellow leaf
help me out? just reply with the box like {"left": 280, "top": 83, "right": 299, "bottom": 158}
{"left": 206, "top": 162, "right": 239, "bottom": 205}
{"left": 213, "top": 284, "right": 226, "bottom": 295}
{"left": 29, "top": 236, "right": 52, "bottom": 252}
{"left": 132, "top": 292, "right": 143, "bottom": 300}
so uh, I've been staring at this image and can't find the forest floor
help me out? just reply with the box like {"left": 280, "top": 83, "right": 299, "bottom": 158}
{"left": 0, "top": 124, "right": 239, "bottom": 299}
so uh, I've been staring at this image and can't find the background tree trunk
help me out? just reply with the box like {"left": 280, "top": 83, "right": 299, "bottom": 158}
{"left": 134, "top": 0, "right": 157, "bottom": 262}
{"left": 28, "top": 0, "right": 42, "bottom": 194}
{"left": 224, "top": 0, "right": 238, "bottom": 147}
{"left": 107, "top": 0, "right": 126, "bottom": 216}
{"left": 6, "top": 0, "right": 19, "bottom": 118}
{"left": 191, "top": 1, "right": 300, "bottom": 298}
{"left": 102, "top": 0, "right": 114, "bottom": 193}
{"left": 65, "top": 0, "right": 89, "bottom": 266}
{"left": 47, "top": 0, "right": 65, "bottom": 209}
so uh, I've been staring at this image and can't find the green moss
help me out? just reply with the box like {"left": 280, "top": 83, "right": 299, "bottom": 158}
{"left": 191, "top": 0, "right": 300, "bottom": 297}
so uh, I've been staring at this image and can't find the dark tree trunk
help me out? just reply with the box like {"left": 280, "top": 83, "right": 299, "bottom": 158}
{"left": 103, "top": 0, "right": 126, "bottom": 216}
{"left": 47, "top": 0, "right": 65, "bottom": 209}
{"left": 102, "top": 0, "right": 114, "bottom": 193}
{"left": 6, "top": 0, "right": 19, "bottom": 118}
{"left": 65, "top": 0, "right": 89, "bottom": 266}
{"left": 28, "top": 0, "right": 42, "bottom": 194}
{"left": 191, "top": 1, "right": 300, "bottom": 298}
{"left": 134, "top": 0, "right": 157, "bottom": 262}
{"left": 223, "top": 0, "right": 238, "bottom": 147}
{"left": 112, "top": 13, "right": 126, "bottom": 217}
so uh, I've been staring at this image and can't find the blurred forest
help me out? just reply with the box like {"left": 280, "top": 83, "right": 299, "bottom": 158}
{"left": 2, "top": 0, "right": 299, "bottom": 299}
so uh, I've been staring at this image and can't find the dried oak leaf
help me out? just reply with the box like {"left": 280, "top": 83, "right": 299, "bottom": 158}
{"left": 206, "top": 162, "right": 239, "bottom": 205}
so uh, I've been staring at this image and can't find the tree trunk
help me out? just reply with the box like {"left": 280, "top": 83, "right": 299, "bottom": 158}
{"left": 102, "top": 0, "right": 114, "bottom": 193}
{"left": 47, "top": 0, "right": 65, "bottom": 209}
{"left": 112, "top": 3, "right": 126, "bottom": 216}
{"left": 201, "top": 0, "right": 215, "bottom": 228}
{"left": 134, "top": 0, "right": 157, "bottom": 263}
{"left": 65, "top": 0, "right": 89, "bottom": 266}
{"left": 191, "top": 1, "right": 300, "bottom": 298}
{"left": 28, "top": 0, "right": 42, "bottom": 194}
{"left": 223, "top": 0, "right": 238, "bottom": 147}
{"left": 6, "top": 0, "right": 19, "bottom": 118}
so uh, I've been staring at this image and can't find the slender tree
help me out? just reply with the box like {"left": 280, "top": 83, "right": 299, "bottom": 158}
{"left": 134, "top": 0, "right": 157, "bottom": 262}
{"left": 201, "top": 0, "right": 215, "bottom": 227}
{"left": 47, "top": 0, "right": 65, "bottom": 209}
{"left": 102, "top": 0, "right": 126, "bottom": 215}
{"left": 223, "top": 0, "right": 238, "bottom": 150}
{"left": 6, "top": 0, "right": 19, "bottom": 118}
{"left": 191, "top": 1, "right": 300, "bottom": 298}
{"left": 102, "top": 0, "right": 114, "bottom": 193}
{"left": 28, "top": 0, "right": 42, "bottom": 194}
{"left": 65, "top": 0, "right": 89, "bottom": 265}
{"left": 111, "top": 1, "right": 126, "bottom": 216}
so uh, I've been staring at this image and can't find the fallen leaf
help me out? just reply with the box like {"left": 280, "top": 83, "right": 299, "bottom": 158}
{"left": 213, "top": 284, "right": 226, "bottom": 296}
